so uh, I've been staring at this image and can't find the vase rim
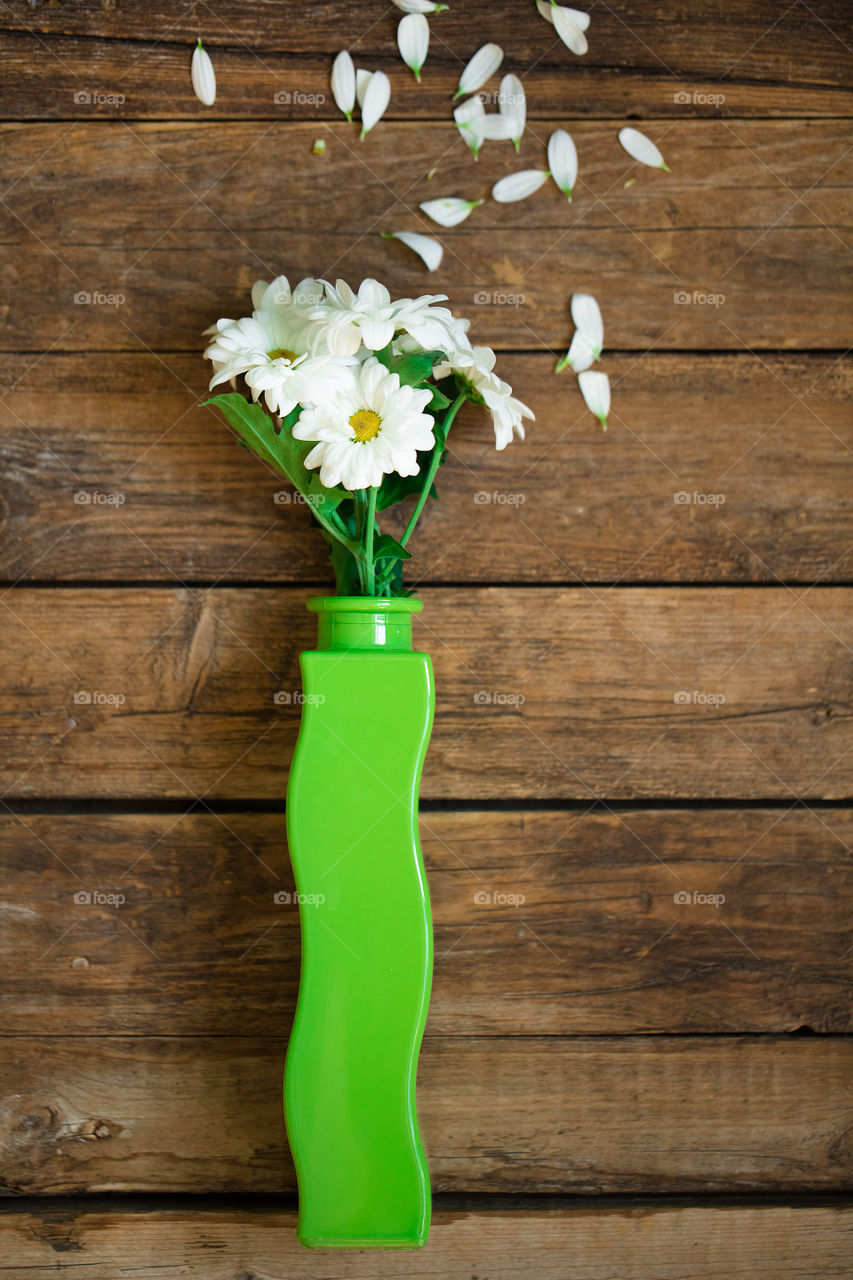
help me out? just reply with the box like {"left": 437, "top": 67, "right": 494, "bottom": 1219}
{"left": 307, "top": 596, "right": 423, "bottom": 616}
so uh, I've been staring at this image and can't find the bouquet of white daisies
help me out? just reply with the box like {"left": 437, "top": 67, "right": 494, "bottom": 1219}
{"left": 204, "top": 276, "right": 533, "bottom": 596}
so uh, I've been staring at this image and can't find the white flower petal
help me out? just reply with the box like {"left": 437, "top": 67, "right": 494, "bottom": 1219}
{"left": 191, "top": 40, "right": 216, "bottom": 107}
{"left": 499, "top": 73, "right": 526, "bottom": 150}
{"left": 331, "top": 50, "right": 356, "bottom": 120}
{"left": 551, "top": 6, "right": 588, "bottom": 54}
{"left": 578, "top": 369, "right": 610, "bottom": 428}
{"left": 454, "top": 95, "right": 485, "bottom": 156}
{"left": 392, "top": 0, "right": 447, "bottom": 11}
{"left": 476, "top": 114, "right": 518, "bottom": 142}
{"left": 491, "top": 169, "right": 549, "bottom": 203}
{"left": 397, "top": 13, "right": 430, "bottom": 81}
{"left": 355, "top": 69, "right": 372, "bottom": 108}
{"left": 547, "top": 129, "right": 577, "bottom": 199}
{"left": 555, "top": 329, "right": 596, "bottom": 374}
{"left": 618, "top": 126, "right": 670, "bottom": 170}
{"left": 361, "top": 70, "right": 391, "bottom": 137}
{"left": 537, "top": 1, "right": 590, "bottom": 30}
{"left": 571, "top": 292, "right": 603, "bottom": 353}
{"left": 385, "top": 231, "right": 444, "bottom": 271}
{"left": 419, "top": 197, "right": 482, "bottom": 227}
{"left": 455, "top": 43, "right": 503, "bottom": 98}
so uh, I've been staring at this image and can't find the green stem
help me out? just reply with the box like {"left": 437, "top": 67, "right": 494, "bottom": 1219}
{"left": 399, "top": 392, "right": 467, "bottom": 550}
{"left": 364, "top": 486, "right": 378, "bottom": 596}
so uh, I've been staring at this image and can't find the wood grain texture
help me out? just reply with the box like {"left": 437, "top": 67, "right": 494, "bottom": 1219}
{"left": 2, "top": 1035, "right": 851, "bottom": 1194}
{"left": 2, "top": 0, "right": 851, "bottom": 101}
{"left": 0, "top": 587, "right": 849, "bottom": 801}
{"left": 1, "top": 808, "right": 850, "bottom": 1036}
{"left": 0, "top": 122, "right": 850, "bottom": 351}
{"left": 1, "top": 352, "right": 851, "bottom": 584}
{"left": 1, "top": 1202, "right": 851, "bottom": 1279}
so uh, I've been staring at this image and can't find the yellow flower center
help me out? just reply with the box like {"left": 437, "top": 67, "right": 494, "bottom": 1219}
{"left": 349, "top": 408, "right": 382, "bottom": 443}
{"left": 268, "top": 347, "right": 297, "bottom": 362}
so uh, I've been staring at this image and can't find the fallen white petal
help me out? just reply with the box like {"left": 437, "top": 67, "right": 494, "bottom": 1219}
{"left": 619, "top": 126, "right": 670, "bottom": 170}
{"left": 331, "top": 50, "right": 356, "bottom": 120}
{"left": 578, "top": 370, "right": 610, "bottom": 428}
{"left": 552, "top": 6, "right": 588, "bottom": 54}
{"left": 491, "top": 169, "right": 549, "bottom": 203}
{"left": 397, "top": 13, "right": 430, "bottom": 80}
{"left": 476, "top": 114, "right": 518, "bottom": 142}
{"left": 537, "top": 1, "right": 590, "bottom": 29}
{"left": 356, "top": 69, "right": 372, "bottom": 108}
{"left": 499, "top": 73, "right": 525, "bottom": 151}
{"left": 419, "top": 196, "right": 482, "bottom": 227}
{"left": 554, "top": 330, "right": 596, "bottom": 373}
{"left": 571, "top": 292, "right": 603, "bottom": 354}
{"left": 361, "top": 70, "right": 391, "bottom": 138}
{"left": 191, "top": 39, "right": 216, "bottom": 107}
{"left": 454, "top": 95, "right": 485, "bottom": 155}
{"left": 547, "top": 128, "right": 577, "bottom": 199}
{"left": 455, "top": 43, "right": 503, "bottom": 98}
{"left": 384, "top": 231, "right": 444, "bottom": 271}
{"left": 393, "top": 0, "right": 447, "bottom": 11}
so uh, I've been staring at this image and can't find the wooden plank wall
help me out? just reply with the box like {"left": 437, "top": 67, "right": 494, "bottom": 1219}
{"left": 0, "top": 2, "right": 851, "bottom": 1276}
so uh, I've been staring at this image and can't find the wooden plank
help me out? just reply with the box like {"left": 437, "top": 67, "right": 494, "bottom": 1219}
{"left": 1, "top": 1035, "right": 850, "bottom": 1194}
{"left": 0, "top": 123, "right": 850, "bottom": 352}
{"left": 2, "top": 808, "right": 850, "bottom": 1037}
{"left": 0, "top": 587, "right": 849, "bottom": 801}
{"left": 1, "top": 352, "right": 851, "bottom": 584}
{"left": 2, "top": 37, "right": 848, "bottom": 120}
{"left": 2, "top": 0, "right": 851, "bottom": 99}
{"left": 1, "top": 1202, "right": 851, "bottom": 1280}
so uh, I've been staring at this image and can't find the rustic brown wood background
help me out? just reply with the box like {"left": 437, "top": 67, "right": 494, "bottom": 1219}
{"left": 1, "top": 2, "right": 851, "bottom": 1276}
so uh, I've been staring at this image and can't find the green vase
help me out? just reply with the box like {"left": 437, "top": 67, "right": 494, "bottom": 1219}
{"left": 284, "top": 596, "right": 434, "bottom": 1249}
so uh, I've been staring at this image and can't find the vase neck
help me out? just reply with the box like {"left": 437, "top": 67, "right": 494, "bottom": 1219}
{"left": 307, "top": 597, "right": 423, "bottom": 651}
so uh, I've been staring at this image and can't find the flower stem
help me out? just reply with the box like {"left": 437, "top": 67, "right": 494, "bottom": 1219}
{"left": 364, "top": 485, "right": 378, "bottom": 596}
{"left": 399, "top": 391, "right": 467, "bottom": 550}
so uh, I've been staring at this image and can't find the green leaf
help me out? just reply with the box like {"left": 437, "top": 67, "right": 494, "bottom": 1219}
{"left": 203, "top": 392, "right": 355, "bottom": 547}
{"left": 372, "top": 533, "right": 411, "bottom": 564}
{"left": 322, "top": 528, "right": 362, "bottom": 596}
{"left": 428, "top": 385, "right": 452, "bottom": 412}
{"left": 376, "top": 451, "right": 439, "bottom": 511}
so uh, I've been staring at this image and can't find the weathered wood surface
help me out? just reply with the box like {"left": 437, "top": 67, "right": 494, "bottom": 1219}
{"left": 2, "top": 0, "right": 851, "bottom": 109}
{"left": 2, "top": 352, "right": 851, "bottom": 584}
{"left": 1, "top": 123, "right": 850, "bottom": 351}
{"left": 2, "top": 1035, "right": 851, "bottom": 1194}
{"left": 1, "top": 1201, "right": 851, "bottom": 1279}
{"left": 0, "top": 588, "right": 849, "bottom": 800}
{"left": 1, "top": 808, "right": 850, "bottom": 1036}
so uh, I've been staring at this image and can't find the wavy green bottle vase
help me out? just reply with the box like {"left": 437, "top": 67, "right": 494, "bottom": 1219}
{"left": 284, "top": 596, "right": 434, "bottom": 1250}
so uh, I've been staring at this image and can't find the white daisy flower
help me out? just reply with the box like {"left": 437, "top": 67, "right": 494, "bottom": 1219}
{"left": 397, "top": 13, "right": 430, "bottom": 81}
{"left": 551, "top": 4, "right": 589, "bottom": 54}
{"left": 384, "top": 230, "right": 444, "bottom": 271}
{"left": 499, "top": 73, "right": 526, "bottom": 151}
{"left": 251, "top": 274, "right": 325, "bottom": 315}
{"left": 536, "top": 1, "right": 590, "bottom": 29}
{"left": 292, "top": 358, "right": 436, "bottom": 491}
{"left": 578, "top": 369, "right": 610, "bottom": 428}
{"left": 618, "top": 126, "right": 670, "bottom": 170}
{"left": 419, "top": 196, "right": 483, "bottom": 227}
{"left": 331, "top": 50, "right": 356, "bottom": 121}
{"left": 361, "top": 69, "right": 391, "bottom": 138}
{"left": 491, "top": 169, "right": 549, "bottom": 202}
{"left": 548, "top": 128, "right": 577, "bottom": 200}
{"left": 434, "top": 345, "right": 534, "bottom": 449}
{"left": 393, "top": 0, "right": 447, "bottom": 11}
{"left": 454, "top": 43, "right": 503, "bottom": 99}
{"left": 191, "top": 39, "right": 216, "bottom": 107}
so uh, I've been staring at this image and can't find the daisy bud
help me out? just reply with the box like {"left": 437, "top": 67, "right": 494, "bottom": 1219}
{"left": 547, "top": 129, "right": 577, "bottom": 200}
{"left": 551, "top": 5, "right": 588, "bottom": 55}
{"left": 578, "top": 370, "right": 610, "bottom": 429}
{"left": 331, "top": 50, "right": 356, "bottom": 121}
{"left": 618, "top": 126, "right": 670, "bottom": 171}
{"left": 191, "top": 39, "right": 216, "bottom": 107}
{"left": 356, "top": 69, "right": 372, "bottom": 108}
{"left": 491, "top": 169, "right": 549, "bottom": 203}
{"left": 397, "top": 13, "right": 430, "bottom": 81}
{"left": 419, "top": 196, "right": 483, "bottom": 227}
{"left": 454, "top": 43, "right": 503, "bottom": 99}
{"left": 361, "top": 70, "right": 391, "bottom": 138}
{"left": 393, "top": 0, "right": 447, "bottom": 11}
{"left": 536, "top": 1, "right": 590, "bottom": 29}
{"left": 383, "top": 231, "right": 444, "bottom": 272}
{"left": 499, "top": 74, "right": 526, "bottom": 152}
